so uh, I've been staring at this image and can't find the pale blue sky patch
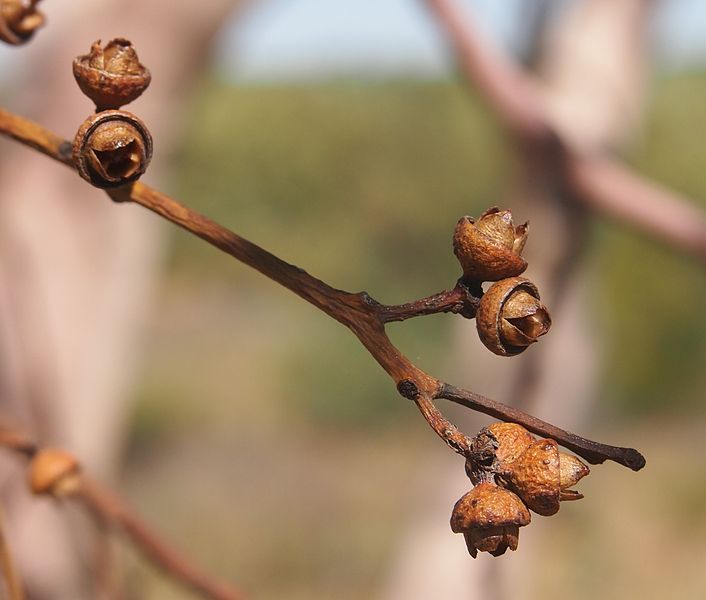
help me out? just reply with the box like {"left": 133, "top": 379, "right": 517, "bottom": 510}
{"left": 213, "top": 0, "right": 536, "bottom": 82}
{"left": 213, "top": 0, "right": 706, "bottom": 82}
{"left": 654, "top": 0, "right": 706, "bottom": 67}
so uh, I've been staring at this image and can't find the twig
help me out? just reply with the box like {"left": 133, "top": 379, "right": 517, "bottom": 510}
{"left": 438, "top": 384, "right": 645, "bottom": 469}
{"left": 0, "top": 503, "right": 24, "bottom": 600}
{"left": 0, "top": 106, "right": 645, "bottom": 472}
{"left": 414, "top": 395, "right": 473, "bottom": 456}
{"left": 376, "top": 281, "right": 480, "bottom": 324}
{"left": 424, "top": 0, "right": 706, "bottom": 263}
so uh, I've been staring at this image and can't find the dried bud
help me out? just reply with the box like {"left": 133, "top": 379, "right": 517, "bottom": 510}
{"left": 558, "top": 453, "right": 591, "bottom": 501}
{"left": 501, "top": 439, "right": 589, "bottom": 516}
{"left": 0, "top": 0, "right": 44, "bottom": 45}
{"left": 453, "top": 208, "right": 528, "bottom": 282}
{"left": 451, "top": 482, "right": 530, "bottom": 558}
{"left": 73, "top": 110, "right": 153, "bottom": 189}
{"left": 476, "top": 277, "right": 551, "bottom": 356}
{"left": 29, "top": 449, "right": 80, "bottom": 496}
{"left": 73, "top": 39, "right": 151, "bottom": 110}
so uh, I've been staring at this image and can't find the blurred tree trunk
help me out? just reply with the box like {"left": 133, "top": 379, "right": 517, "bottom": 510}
{"left": 381, "top": 1, "right": 654, "bottom": 597}
{"left": 0, "top": 1, "right": 252, "bottom": 597}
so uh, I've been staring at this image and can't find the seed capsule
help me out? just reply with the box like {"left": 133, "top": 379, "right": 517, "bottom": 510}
{"left": 476, "top": 277, "right": 551, "bottom": 356}
{"left": 501, "top": 439, "right": 589, "bottom": 516}
{"left": 0, "top": 0, "right": 44, "bottom": 45}
{"left": 29, "top": 449, "right": 80, "bottom": 496}
{"left": 453, "top": 207, "right": 528, "bottom": 282}
{"left": 73, "top": 110, "right": 153, "bottom": 189}
{"left": 487, "top": 422, "right": 536, "bottom": 467}
{"left": 451, "top": 482, "right": 531, "bottom": 558}
{"left": 73, "top": 38, "right": 151, "bottom": 110}
{"left": 466, "top": 422, "right": 536, "bottom": 484}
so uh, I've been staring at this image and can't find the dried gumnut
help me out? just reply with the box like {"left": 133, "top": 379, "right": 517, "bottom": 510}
{"left": 73, "top": 39, "right": 151, "bottom": 110}
{"left": 450, "top": 482, "right": 530, "bottom": 558}
{"left": 476, "top": 277, "right": 551, "bottom": 356}
{"left": 73, "top": 110, "right": 153, "bottom": 189}
{"left": 501, "top": 438, "right": 589, "bottom": 516}
{"left": 29, "top": 449, "right": 80, "bottom": 496}
{"left": 466, "top": 422, "right": 535, "bottom": 484}
{"left": 0, "top": 0, "right": 44, "bottom": 45}
{"left": 465, "top": 422, "right": 589, "bottom": 519}
{"left": 453, "top": 207, "right": 528, "bottom": 282}
{"left": 487, "top": 422, "right": 535, "bottom": 468}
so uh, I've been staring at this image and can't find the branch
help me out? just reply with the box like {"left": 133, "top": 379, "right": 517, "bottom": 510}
{"left": 425, "top": 0, "right": 706, "bottom": 263}
{"left": 0, "top": 106, "right": 645, "bottom": 472}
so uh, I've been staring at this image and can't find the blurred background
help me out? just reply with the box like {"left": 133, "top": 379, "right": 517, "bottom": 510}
{"left": 1, "top": 0, "right": 706, "bottom": 598}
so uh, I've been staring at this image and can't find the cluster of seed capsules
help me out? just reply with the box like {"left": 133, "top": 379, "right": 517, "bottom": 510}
{"left": 72, "top": 38, "right": 153, "bottom": 189}
{"left": 1, "top": 4, "right": 152, "bottom": 189}
{"left": 450, "top": 206, "right": 587, "bottom": 557}
{"left": 452, "top": 422, "right": 589, "bottom": 558}
{"left": 453, "top": 207, "right": 552, "bottom": 356}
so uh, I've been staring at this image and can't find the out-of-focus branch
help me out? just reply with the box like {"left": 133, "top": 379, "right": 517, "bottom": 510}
{"left": 0, "top": 422, "right": 37, "bottom": 457}
{"left": 425, "top": 0, "right": 551, "bottom": 141}
{"left": 0, "top": 107, "right": 645, "bottom": 470}
{"left": 0, "top": 417, "right": 245, "bottom": 600}
{"left": 75, "top": 479, "right": 243, "bottom": 600}
{"left": 92, "top": 521, "right": 124, "bottom": 600}
{"left": 0, "top": 504, "right": 24, "bottom": 600}
{"left": 425, "top": 0, "right": 706, "bottom": 263}
{"left": 568, "top": 157, "right": 706, "bottom": 259}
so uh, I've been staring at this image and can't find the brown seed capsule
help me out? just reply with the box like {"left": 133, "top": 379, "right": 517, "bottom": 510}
{"left": 466, "top": 422, "right": 536, "bottom": 484}
{"left": 453, "top": 207, "right": 528, "bottom": 282}
{"left": 0, "top": 0, "right": 45, "bottom": 45}
{"left": 73, "top": 110, "right": 153, "bottom": 189}
{"left": 476, "top": 277, "right": 551, "bottom": 356}
{"left": 73, "top": 39, "right": 151, "bottom": 110}
{"left": 487, "top": 422, "right": 535, "bottom": 468}
{"left": 29, "top": 449, "right": 80, "bottom": 496}
{"left": 451, "top": 482, "right": 530, "bottom": 558}
{"left": 501, "top": 439, "right": 589, "bottom": 516}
